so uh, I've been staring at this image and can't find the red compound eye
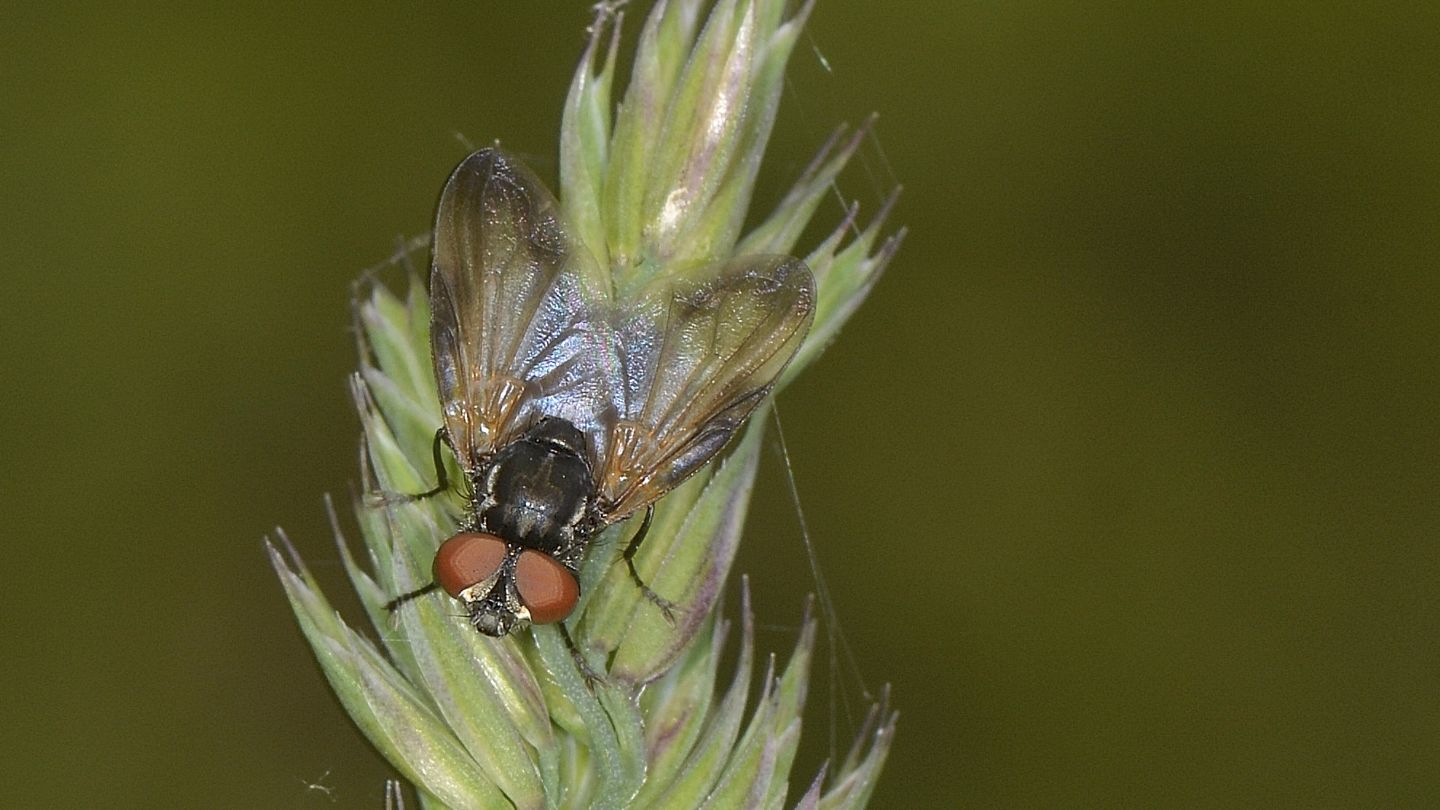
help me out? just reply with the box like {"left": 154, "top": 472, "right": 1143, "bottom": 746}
{"left": 513, "top": 549, "right": 579, "bottom": 624}
{"left": 432, "top": 533, "right": 508, "bottom": 598}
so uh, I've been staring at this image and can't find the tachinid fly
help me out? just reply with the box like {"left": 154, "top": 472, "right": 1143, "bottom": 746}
{"left": 384, "top": 148, "right": 815, "bottom": 637}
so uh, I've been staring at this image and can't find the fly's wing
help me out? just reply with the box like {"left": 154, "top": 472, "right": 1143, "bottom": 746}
{"left": 430, "top": 149, "right": 613, "bottom": 467}
{"left": 596, "top": 256, "right": 815, "bottom": 519}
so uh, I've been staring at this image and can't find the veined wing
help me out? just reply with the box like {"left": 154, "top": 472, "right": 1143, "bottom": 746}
{"left": 430, "top": 148, "right": 613, "bottom": 466}
{"left": 596, "top": 256, "right": 815, "bottom": 519}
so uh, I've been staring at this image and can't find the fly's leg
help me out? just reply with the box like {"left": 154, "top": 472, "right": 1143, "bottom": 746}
{"left": 383, "top": 582, "right": 440, "bottom": 612}
{"left": 623, "top": 505, "right": 680, "bottom": 624}
{"left": 414, "top": 427, "right": 453, "bottom": 498}
{"left": 558, "top": 622, "right": 605, "bottom": 688}
{"left": 368, "top": 427, "right": 452, "bottom": 506}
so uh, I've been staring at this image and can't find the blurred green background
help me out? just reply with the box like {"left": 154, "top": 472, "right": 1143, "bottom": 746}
{"left": 3, "top": 2, "right": 1436, "bottom": 807}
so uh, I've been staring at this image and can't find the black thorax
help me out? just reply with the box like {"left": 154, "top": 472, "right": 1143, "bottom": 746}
{"left": 470, "top": 417, "right": 595, "bottom": 561}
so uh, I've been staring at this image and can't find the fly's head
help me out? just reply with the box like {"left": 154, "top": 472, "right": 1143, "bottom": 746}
{"left": 432, "top": 532, "right": 581, "bottom": 637}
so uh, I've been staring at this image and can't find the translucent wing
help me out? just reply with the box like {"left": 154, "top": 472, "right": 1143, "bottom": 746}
{"left": 430, "top": 148, "right": 613, "bottom": 466}
{"left": 596, "top": 256, "right": 815, "bottom": 519}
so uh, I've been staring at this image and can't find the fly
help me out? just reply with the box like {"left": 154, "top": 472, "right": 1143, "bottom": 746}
{"left": 383, "top": 148, "right": 815, "bottom": 638}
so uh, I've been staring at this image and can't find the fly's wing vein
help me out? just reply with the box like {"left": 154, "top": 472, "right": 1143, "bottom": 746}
{"left": 596, "top": 255, "right": 815, "bottom": 519}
